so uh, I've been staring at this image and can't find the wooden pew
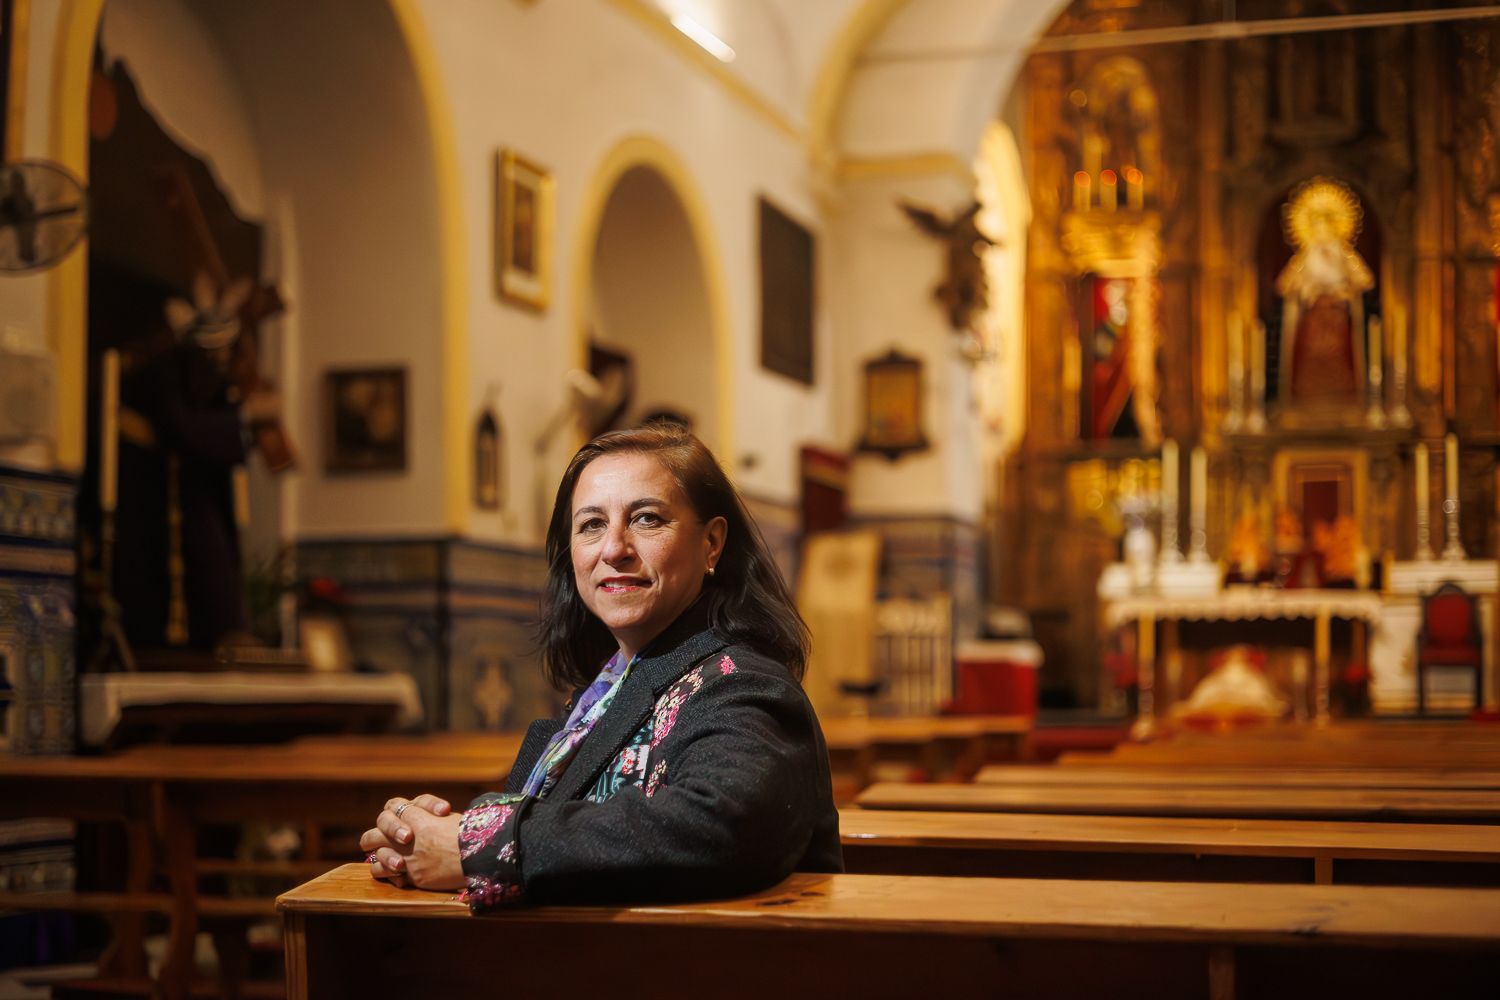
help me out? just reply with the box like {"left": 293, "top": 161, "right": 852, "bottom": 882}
{"left": 0, "top": 732, "right": 524, "bottom": 999}
{"left": 855, "top": 781, "right": 1500, "bottom": 823}
{"left": 839, "top": 809, "right": 1500, "bottom": 886}
{"left": 976, "top": 763, "right": 1500, "bottom": 790}
{"left": 1063, "top": 743, "right": 1500, "bottom": 768}
{"left": 278, "top": 864, "right": 1500, "bottom": 999}
{"left": 821, "top": 714, "right": 1030, "bottom": 792}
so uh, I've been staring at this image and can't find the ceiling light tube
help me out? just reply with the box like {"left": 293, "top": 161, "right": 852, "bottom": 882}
{"left": 671, "top": 13, "right": 735, "bottom": 63}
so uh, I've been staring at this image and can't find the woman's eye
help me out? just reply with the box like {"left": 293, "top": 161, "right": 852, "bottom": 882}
{"left": 632, "top": 511, "right": 664, "bottom": 527}
{"left": 575, "top": 518, "right": 605, "bottom": 534}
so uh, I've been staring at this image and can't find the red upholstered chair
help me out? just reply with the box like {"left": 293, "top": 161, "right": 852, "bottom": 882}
{"left": 1416, "top": 582, "right": 1484, "bottom": 715}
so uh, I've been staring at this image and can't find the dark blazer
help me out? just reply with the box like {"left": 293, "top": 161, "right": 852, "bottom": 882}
{"left": 459, "top": 604, "right": 842, "bottom": 908}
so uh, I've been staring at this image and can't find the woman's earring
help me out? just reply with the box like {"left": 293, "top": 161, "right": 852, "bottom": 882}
{"left": 706, "top": 566, "right": 716, "bottom": 577}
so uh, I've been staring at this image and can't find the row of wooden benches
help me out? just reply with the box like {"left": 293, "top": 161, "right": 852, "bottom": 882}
{"left": 8, "top": 719, "right": 1499, "bottom": 997}
{"left": 278, "top": 720, "right": 1500, "bottom": 999}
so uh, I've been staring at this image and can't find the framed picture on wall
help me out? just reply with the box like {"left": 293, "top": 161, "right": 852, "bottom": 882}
{"left": 856, "top": 349, "right": 927, "bottom": 460}
{"left": 324, "top": 367, "right": 407, "bottom": 473}
{"left": 495, "top": 149, "right": 554, "bottom": 310}
{"left": 759, "top": 196, "right": 815, "bottom": 384}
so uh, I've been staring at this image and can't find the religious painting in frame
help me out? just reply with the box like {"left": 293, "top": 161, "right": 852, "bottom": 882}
{"left": 758, "top": 196, "right": 815, "bottom": 385}
{"left": 856, "top": 349, "right": 928, "bottom": 460}
{"left": 495, "top": 149, "right": 554, "bottom": 310}
{"left": 324, "top": 367, "right": 407, "bottom": 473}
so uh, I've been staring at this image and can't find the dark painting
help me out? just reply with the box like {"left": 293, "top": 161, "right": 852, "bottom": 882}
{"left": 758, "top": 196, "right": 815, "bottom": 385}
{"left": 325, "top": 368, "right": 407, "bottom": 473}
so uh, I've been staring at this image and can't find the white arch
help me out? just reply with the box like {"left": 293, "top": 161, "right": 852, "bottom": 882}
{"left": 819, "top": 0, "right": 1071, "bottom": 166}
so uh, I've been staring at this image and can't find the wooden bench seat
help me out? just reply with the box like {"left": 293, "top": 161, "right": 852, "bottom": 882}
{"left": 976, "top": 764, "right": 1500, "bottom": 790}
{"left": 278, "top": 864, "right": 1500, "bottom": 999}
{"left": 855, "top": 781, "right": 1500, "bottom": 822}
{"left": 839, "top": 808, "right": 1500, "bottom": 885}
{"left": 821, "top": 714, "right": 1031, "bottom": 791}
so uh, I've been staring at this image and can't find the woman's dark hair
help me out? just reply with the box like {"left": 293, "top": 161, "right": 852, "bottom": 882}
{"left": 537, "top": 424, "right": 810, "bottom": 690}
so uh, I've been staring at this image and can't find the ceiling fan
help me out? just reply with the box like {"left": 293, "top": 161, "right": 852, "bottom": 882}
{"left": 0, "top": 159, "right": 90, "bottom": 274}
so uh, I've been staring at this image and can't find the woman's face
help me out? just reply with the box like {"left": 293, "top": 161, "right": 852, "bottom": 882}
{"left": 570, "top": 452, "right": 726, "bottom": 661}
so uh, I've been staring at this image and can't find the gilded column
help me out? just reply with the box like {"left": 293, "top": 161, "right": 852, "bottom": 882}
{"left": 1196, "top": 40, "right": 1229, "bottom": 440}
{"left": 1412, "top": 25, "right": 1450, "bottom": 412}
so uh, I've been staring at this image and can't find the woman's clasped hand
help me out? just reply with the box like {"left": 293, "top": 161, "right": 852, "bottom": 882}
{"left": 362, "top": 793, "right": 465, "bottom": 890}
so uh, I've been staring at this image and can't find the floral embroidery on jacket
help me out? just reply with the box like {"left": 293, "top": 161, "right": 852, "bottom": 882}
{"left": 459, "top": 801, "right": 516, "bottom": 860}
{"left": 586, "top": 654, "right": 726, "bottom": 802}
{"left": 645, "top": 760, "right": 668, "bottom": 798}
{"left": 458, "top": 790, "right": 527, "bottom": 911}
{"left": 651, "top": 664, "right": 706, "bottom": 749}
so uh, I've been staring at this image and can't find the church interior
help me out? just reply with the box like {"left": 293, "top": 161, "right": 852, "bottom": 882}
{"left": 3, "top": 0, "right": 1500, "bottom": 996}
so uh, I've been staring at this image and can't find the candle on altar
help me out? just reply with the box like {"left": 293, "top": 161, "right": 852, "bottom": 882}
{"left": 1191, "top": 446, "right": 1207, "bottom": 530}
{"left": 100, "top": 349, "right": 120, "bottom": 513}
{"left": 1161, "top": 438, "right": 1178, "bottom": 512}
{"left": 1393, "top": 311, "right": 1407, "bottom": 372}
{"left": 1073, "top": 171, "right": 1091, "bottom": 211}
{"left": 1252, "top": 319, "right": 1265, "bottom": 376}
{"left": 1099, "top": 169, "right": 1118, "bottom": 211}
{"left": 1367, "top": 315, "right": 1382, "bottom": 387}
{"left": 1227, "top": 314, "right": 1243, "bottom": 388}
{"left": 1138, "top": 615, "right": 1154, "bottom": 664}
{"left": 1415, "top": 442, "right": 1430, "bottom": 546}
{"left": 1446, "top": 432, "right": 1459, "bottom": 503}
{"left": 1124, "top": 166, "right": 1144, "bottom": 211}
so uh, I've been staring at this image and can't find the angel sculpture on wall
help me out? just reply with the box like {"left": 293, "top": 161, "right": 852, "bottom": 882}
{"left": 899, "top": 200, "right": 999, "bottom": 334}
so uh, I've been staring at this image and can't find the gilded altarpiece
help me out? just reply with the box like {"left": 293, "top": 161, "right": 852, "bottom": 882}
{"left": 1004, "top": 1, "right": 1500, "bottom": 708}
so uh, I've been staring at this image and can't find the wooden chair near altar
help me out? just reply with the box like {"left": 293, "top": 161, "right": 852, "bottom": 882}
{"left": 1417, "top": 582, "right": 1485, "bottom": 716}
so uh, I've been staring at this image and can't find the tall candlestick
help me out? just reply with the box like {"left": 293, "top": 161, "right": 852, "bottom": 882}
{"left": 1160, "top": 439, "right": 1181, "bottom": 564}
{"left": 1099, "top": 169, "right": 1118, "bottom": 211}
{"left": 1189, "top": 445, "right": 1210, "bottom": 562}
{"left": 1446, "top": 432, "right": 1459, "bottom": 501}
{"left": 1366, "top": 316, "right": 1385, "bottom": 427}
{"left": 100, "top": 349, "right": 120, "bottom": 513}
{"left": 1444, "top": 432, "right": 1466, "bottom": 561}
{"left": 1415, "top": 443, "right": 1433, "bottom": 560}
{"left": 1073, "top": 171, "right": 1092, "bottom": 211}
{"left": 1124, "top": 166, "right": 1144, "bottom": 211}
{"left": 1247, "top": 319, "right": 1267, "bottom": 431}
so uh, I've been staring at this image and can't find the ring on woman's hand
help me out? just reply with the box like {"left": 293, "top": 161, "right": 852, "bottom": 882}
{"left": 366, "top": 853, "right": 378, "bottom": 864}
{"left": 394, "top": 802, "right": 411, "bottom": 819}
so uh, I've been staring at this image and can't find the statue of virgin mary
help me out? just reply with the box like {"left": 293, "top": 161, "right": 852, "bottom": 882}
{"left": 1274, "top": 178, "right": 1373, "bottom": 405}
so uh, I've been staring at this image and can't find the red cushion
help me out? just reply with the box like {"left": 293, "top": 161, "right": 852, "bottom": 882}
{"left": 1426, "top": 593, "right": 1474, "bottom": 645}
{"left": 1419, "top": 646, "right": 1481, "bottom": 666}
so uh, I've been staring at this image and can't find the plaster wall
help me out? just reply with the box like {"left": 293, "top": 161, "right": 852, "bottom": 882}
{"left": 591, "top": 166, "right": 717, "bottom": 443}
{"left": 830, "top": 170, "right": 984, "bottom": 523}
{"left": 413, "top": 0, "right": 836, "bottom": 544}
{"left": 839, "top": 0, "right": 1065, "bottom": 161}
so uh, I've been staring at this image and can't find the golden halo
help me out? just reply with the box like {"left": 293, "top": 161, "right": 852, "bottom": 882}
{"left": 1281, "top": 176, "right": 1362, "bottom": 249}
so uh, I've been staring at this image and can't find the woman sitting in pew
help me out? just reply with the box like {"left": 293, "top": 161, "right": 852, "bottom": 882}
{"left": 360, "top": 424, "right": 842, "bottom": 909}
